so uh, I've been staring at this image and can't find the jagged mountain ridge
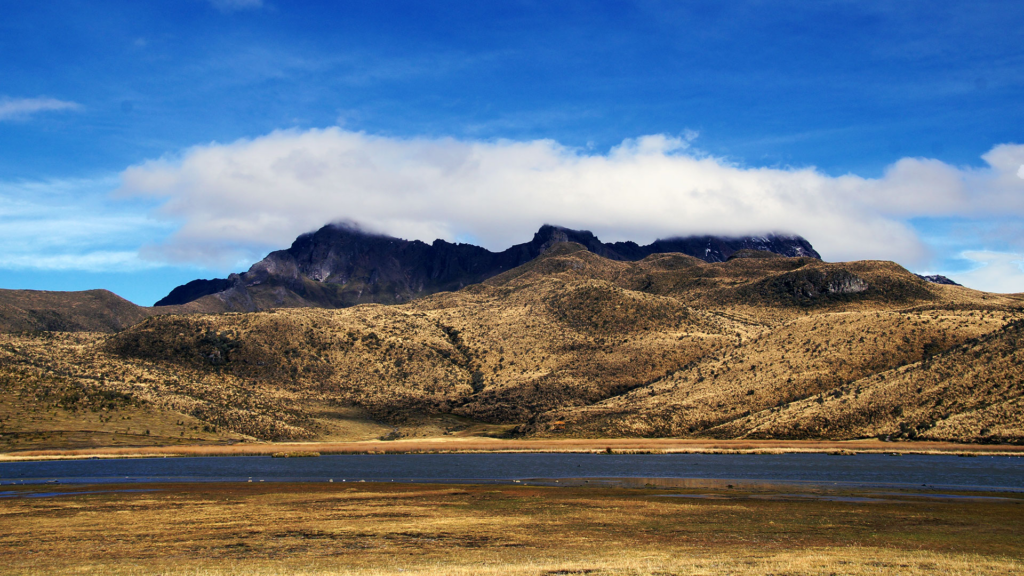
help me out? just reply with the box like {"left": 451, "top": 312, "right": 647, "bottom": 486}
{"left": 155, "top": 224, "right": 821, "bottom": 310}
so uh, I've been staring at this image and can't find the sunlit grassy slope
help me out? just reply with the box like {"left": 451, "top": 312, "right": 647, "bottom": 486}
{"left": 1, "top": 242, "right": 1022, "bottom": 449}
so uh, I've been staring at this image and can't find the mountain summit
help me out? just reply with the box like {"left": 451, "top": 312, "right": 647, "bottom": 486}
{"left": 155, "top": 224, "right": 820, "bottom": 311}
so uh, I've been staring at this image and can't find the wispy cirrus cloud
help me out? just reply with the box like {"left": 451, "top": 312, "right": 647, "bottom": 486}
{"left": 0, "top": 97, "right": 81, "bottom": 121}
{"left": 0, "top": 177, "right": 173, "bottom": 272}
{"left": 0, "top": 251, "right": 153, "bottom": 272}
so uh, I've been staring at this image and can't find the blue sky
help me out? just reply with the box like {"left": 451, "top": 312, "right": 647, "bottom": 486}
{"left": 2, "top": 0, "right": 1023, "bottom": 304}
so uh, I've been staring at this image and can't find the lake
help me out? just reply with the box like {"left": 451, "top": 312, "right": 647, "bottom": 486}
{"left": 1, "top": 453, "right": 1021, "bottom": 491}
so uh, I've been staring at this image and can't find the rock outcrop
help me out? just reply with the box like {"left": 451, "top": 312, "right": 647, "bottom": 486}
{"left": 916, "top": 274, "right": 961, "bottom": 286}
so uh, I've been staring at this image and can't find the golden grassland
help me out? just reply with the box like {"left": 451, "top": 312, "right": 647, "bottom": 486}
{"left": 0, "top": 481, "right": 1021, "bottom": 575}
{"left": 2, "top": 243, "right": 1023, "bottom": 452}
{"left": 4, "top": 437, "right": 1024, "bottom": 462}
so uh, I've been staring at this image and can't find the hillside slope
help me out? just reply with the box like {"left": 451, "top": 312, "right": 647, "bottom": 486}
{"left": 1, "top": 243, "right": 1021, "bottom": 450}
{"left": 0, "top": 289, "right": 233, "bottom": 334}
{"left": 0, "top": 289, "right": 151, "bottom": 333}
{"left": 707, "top": 317, "right": 1024, "bottom": 443}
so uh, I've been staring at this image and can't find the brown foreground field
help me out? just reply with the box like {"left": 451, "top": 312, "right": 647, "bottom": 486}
{"left": 3, "top": 437, "right": 1024, "bottom": 462}
{"left": 0, "top": 481, "right": 1021, "bottom": 575}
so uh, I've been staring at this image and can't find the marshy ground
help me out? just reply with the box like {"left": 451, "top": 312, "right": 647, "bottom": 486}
{"left": 0, "top": 481, "right": 1020, "bottom": 575}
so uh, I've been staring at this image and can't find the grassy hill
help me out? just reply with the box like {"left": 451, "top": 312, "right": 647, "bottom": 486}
{"left": 0, "top": 288, "right": 230, "bottom": 334}
{"left": 1, "top": 243, "right": 1022, "bottom": 450}
{"left": 0, "top": 289, "right": 151, "bottom": 333}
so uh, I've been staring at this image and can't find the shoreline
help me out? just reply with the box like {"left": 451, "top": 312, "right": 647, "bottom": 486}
{"left": 2, "top": 437, "right": 1023, "bottom": 462}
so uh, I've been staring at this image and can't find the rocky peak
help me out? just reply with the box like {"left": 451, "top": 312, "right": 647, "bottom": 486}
{"left": 155, "top": 223, "right": 823, "bottom": 309}
{"left": 916, "top": 274, "right": 961, "bottom": 286}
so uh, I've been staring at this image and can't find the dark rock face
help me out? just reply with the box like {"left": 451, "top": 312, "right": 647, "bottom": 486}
{"left": 155, "top": 278, "right": 235, "bottom": 306}
{"left": 155, "top": 223, "right": 821, "bottom": 311}
{"left": 916, "top": 274, "right": 962, "bottom": 286}
{"left": 747, "top": 268, "right": 870, "bottom": 304}
{"left": 596, "top": 233, "right": 819, "bottom": 262}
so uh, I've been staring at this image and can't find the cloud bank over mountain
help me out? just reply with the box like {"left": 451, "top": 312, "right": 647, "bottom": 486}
{"left": 119, "top": 128, "right": 1024, "bottom": 274}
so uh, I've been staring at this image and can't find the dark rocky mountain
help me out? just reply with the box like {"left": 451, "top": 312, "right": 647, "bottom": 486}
{"left": 155, "top": 224, "right": 820, "bottom": 311}
{"left": 157, "top": 278, "right": 234, "bottom": 308}
{"left": 916, "top": 274, "right": 961, "bottom": 286}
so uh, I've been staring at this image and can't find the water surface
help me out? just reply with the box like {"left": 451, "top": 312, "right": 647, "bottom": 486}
{"left": 1, "top": 453, "right": 1021, "bottom": 492}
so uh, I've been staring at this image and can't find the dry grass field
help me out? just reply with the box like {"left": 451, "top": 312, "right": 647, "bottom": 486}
{"left": 2, "top": 243, "right": 1023, "bottom": 452}
{"left": 0, "top": 481, "right": 1021, "bottom": 575}
{"left": 4, "top": 437, "right": 1024, "bottom": 462}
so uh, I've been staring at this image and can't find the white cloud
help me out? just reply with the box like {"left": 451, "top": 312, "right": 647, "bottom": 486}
{"left": 3, "top": 130, "right": 1020, "bottom": 292}
{"left": 947, "top": 251, "right": 1024, "bottom": 294}
{"left": 208, "top": 0, "right": 262, "bottom": 12}
{"left": 119, "top": 130, "right": 1024, "bottom": 271}
{"left": 0, "top": 97, "right": 81, "bottom": 120}
{"left": 120, "top": 128, "right": 956, "bottom": 269}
